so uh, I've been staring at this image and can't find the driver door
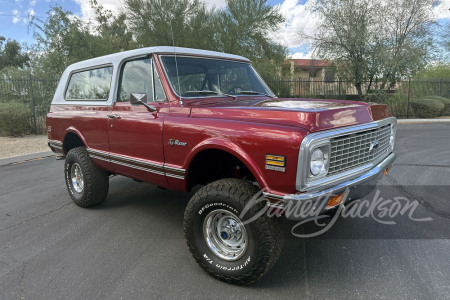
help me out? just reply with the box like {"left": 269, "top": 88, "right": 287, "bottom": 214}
{"left": 108, "top": 57, "right": 169, "bottom": 187}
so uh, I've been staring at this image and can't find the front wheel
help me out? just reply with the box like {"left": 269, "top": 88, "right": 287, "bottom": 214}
{"left": 64, "top": 146, "right": 109, "bottom": 207}
{"left": 183, "top": 179, "right": 284, "bottom": 285}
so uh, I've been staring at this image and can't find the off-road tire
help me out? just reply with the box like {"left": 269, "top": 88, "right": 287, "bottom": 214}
{"left": 184, "top": 179, "right": 284, "bottom": 285}
{"left": 64, "top": 146, "right": 109, "bottom": 207}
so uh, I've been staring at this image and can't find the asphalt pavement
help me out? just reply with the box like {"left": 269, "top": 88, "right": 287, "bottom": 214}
{"left": 1, "top": 123, "right": 449, "bottom": 299}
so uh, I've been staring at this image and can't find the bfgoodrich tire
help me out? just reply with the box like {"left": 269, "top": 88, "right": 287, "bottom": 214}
{"left": 64, "top": 146, "right": 109, "bottom": 207}
{"left": 183, "top": 179, "right": 284, "bottom": 285}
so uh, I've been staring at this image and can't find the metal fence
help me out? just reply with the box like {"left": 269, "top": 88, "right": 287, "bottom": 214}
{"left": 0, "top": 75, "right": 59, "bottom": 134}
{"left": 0, "top": 76, "right": 449, "bottom": 135}
{"left": 266, "top": 78, "right": 450, "bottom": 118}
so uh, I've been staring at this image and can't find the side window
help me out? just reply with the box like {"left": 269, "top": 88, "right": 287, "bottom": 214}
{"left": 153, "top": 64, "right": 166, "bottom": 102}
{"left": 118, "top": 58, "right": 153, "bottom": 102}
{"left": 65, "top": 66, "right": 113, "bottom": 100}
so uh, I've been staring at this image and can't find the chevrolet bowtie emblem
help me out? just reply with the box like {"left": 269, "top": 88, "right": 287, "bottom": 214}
{"left": 369, "top": 141, "right": 380, "bottom": 152}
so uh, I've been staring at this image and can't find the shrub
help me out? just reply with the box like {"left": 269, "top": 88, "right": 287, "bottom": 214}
{"left": 0, "top": 102, "right": 32, "bottom": 136}
{"left": 382, "top": 89, "right": 409, "bottom": 117}
{"left": 410, "top": 98, "right": 444, "bottom": 118}
{"left": 426, "top": 96, "right": 450, "bottom": 116}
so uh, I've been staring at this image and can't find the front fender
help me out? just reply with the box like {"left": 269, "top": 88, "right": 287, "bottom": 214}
{"left": 184, "top": 137, "right": 268, "bottom": 189}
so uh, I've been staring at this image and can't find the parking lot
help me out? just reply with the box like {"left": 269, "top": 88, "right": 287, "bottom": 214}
{"left": 1, "top": 123, "right": 449, "bottom": 299}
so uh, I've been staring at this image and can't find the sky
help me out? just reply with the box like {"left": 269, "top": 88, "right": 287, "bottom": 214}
{"left": 0, "top": 0, "right": 449, "bottom": 59}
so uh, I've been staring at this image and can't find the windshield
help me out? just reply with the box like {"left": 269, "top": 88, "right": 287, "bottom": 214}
{"left": 160, "top": 56, "right": 275, "bottom": 98}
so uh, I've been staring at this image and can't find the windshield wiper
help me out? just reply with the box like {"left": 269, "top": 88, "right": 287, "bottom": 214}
{"left": 184, "top": 90, "right": 236, "bottom": 99}
{"left": 238, "top": 91, "right": 274, "bottom": 98}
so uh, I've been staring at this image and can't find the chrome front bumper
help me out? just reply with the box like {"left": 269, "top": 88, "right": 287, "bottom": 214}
{"left": 266, "top": 153, "right": 396, "bottom": 220}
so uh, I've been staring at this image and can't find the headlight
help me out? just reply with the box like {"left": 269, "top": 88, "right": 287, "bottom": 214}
{"left": 310, "top": 147, "right": 329, "bottom": 176}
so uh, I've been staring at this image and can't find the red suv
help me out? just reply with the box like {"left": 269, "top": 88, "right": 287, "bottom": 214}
{"left": 47, "top": 47, "right": 396, "bottom": 284}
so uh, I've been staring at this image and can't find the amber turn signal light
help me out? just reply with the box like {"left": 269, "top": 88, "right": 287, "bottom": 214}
{"left": 326, "top": 192, "right": 346, "bottom": 209}
{"left": 383, "top": 167, "right": 389, "bottom": 176}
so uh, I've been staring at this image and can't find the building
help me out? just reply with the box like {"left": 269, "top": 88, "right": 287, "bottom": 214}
{"left": 288, "top": 59, "right": 330, "bottom": 79}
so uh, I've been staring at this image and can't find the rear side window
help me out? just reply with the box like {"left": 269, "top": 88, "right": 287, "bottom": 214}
{"left": 65, "top": 66, "right": 113, "bottom": 100}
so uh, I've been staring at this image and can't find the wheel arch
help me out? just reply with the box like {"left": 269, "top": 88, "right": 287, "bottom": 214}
{"left": 184, "top": 138, "right": 267, "bottom": 191}
{"left": 62, "top": 127, "right": 88, "bottom": 154}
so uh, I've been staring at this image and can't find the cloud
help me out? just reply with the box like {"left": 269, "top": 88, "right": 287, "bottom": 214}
{"left": 433, "top": 0, "right": 450, "bottom": 20}
{"left": 290, "top": 51, "right": 313, "bottom": 59}
{"left": 12, "top": 9, "right": 20, "bottom": 23}
{"left": 74, "top": 0, "right": 124, "bottom": 21}
{"left": 273, "top": 0, "right": 320, "bottom": 48}
{"left": 270, "top": 0, "right": 321, "bottom": 59}
{"left": 200, "top": 0, "right": 227, "bottom": 10}
{"left": 74, "top": 0, "right": 227, "bottom": 21}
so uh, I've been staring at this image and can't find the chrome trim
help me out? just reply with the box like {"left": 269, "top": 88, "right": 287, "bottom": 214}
{"left": 89, "top": 154, "right": 110, "bottom": 163}
{"left": 87, "top": 147, "right": 185, "bottom": 179}
{"left": 296, "top": 117, "right": 396, "bottom": 192}
{"left": 288, "top": 152, "right": 396, "bottom": 202}
{"left": 48, "top": 140, "right": 63, "bottom": 152}
{"left": 164, "top": 165, "right": 186, "bottom": 172}
{"left": 165, "top": 173, "right": 185, "bottom": 180}
{"left": 48, "top": 139, "right": 63, "bottom": 146}
{"left": 111, "top": 159, "right": 166, "bottom": 176}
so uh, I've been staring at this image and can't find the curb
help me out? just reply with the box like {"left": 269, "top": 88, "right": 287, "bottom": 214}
{"left": 0, "top": 151, "right": 55, "bottom": 167}
{"left": 397, "top": 119, "right": 450, "bottom": 124}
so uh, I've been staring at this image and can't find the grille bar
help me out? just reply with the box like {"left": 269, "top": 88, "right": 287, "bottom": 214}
{"left": 328, "top": 125, "right": 391, "bottom": 175}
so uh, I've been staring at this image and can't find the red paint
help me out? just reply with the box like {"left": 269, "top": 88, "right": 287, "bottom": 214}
{"left": 47, "top": 54, "right": 392, "bottom": 196}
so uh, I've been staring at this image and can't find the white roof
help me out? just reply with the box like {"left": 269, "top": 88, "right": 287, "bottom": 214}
{"left": 67, "top": 46, "right": 250, "bottom": 70}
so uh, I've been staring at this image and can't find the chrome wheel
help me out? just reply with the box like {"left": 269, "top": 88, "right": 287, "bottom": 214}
{"left": 70, "top": 163, "right": 84, "bottom": 193}
{"left": 203, "top": 209, "right": 248, "bottom": 261}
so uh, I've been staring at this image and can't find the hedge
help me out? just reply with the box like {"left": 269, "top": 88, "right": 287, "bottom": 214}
{"left": 410, "top": 98, "right": 445, "bottom": 118}
{"left": 0, "top": 102, "right": 32, "bottom": 136}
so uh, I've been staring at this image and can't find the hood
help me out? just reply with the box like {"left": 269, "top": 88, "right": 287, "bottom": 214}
{"left": 188, "top": 98, "right": 381, "bottom": 132}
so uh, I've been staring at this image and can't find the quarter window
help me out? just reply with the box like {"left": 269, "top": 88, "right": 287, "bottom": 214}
{"left": 153, "top": 64, "right": 166, "bottom": 102}
{"left": 65, "top": 66, "right": 113, "bottom": 100}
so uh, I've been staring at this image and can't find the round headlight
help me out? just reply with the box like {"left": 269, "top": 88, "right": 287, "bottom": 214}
{"left": 310, "top": 148, "right": 326, "bottom": 176}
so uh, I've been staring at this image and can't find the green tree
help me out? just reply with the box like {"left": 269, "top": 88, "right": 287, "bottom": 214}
{"left": 90, "top": 0, "right": 137, "bottom": 53}
{"left": 213, "top": 0, "right": 287, "bottom": 79}
{"left": 30, "top": 5, "right": 103, "bottom": 75}
{"left": 30, "top": 3, "right": 136, "bottom": 76}
{"left": 415, "top": 64, "right": 450, "bottom": 79}
{"left": 0, "top": 37, "right": 30, "bottom": 70}
{"left": 125, "top": 0, "right": 214, "bottom": 49}
{"left": 124, "top": 0, "right": 287, "bottom": 80}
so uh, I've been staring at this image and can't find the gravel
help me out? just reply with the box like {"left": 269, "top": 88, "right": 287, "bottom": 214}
{"left": 0, "top": 135, "right": 49, "bottom": 159}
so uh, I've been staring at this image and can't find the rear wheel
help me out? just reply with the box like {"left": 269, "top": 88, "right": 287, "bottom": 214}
{"left": 184, "top": 179, "right": 284, "bottom": 285}
{"left": 64, "top": 146, "right": 109, "bottom": 207}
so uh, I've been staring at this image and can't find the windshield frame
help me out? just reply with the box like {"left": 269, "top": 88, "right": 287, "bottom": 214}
{"left": 159, "top": 55, "right": 276, "bottom": 99}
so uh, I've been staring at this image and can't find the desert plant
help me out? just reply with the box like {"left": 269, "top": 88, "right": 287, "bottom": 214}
{"left": 410, "top": 98, "right": 444, "bottom": 118}
{"left": 0, "top": 102, "right": 31, "bottom": 136}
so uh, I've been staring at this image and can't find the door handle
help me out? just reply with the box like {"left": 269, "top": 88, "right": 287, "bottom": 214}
{"left": 107, "top": 114, "right": 121, "bottom": 119}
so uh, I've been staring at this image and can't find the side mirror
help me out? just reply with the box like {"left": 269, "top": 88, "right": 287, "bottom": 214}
{"left": 130, "top": 93, "right": 147, "bottom": 104}
{"left": 130, "top": 93, "right": 156, "bottom": 112}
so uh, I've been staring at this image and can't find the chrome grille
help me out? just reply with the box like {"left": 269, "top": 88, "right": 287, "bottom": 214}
{"left": 328, "top": 125, "right": 391, "bottom": 175}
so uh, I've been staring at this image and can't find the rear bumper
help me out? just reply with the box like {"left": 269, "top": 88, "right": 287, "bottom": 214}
{"left": 266, "top": 153, "right": 396, "bottom": 220}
